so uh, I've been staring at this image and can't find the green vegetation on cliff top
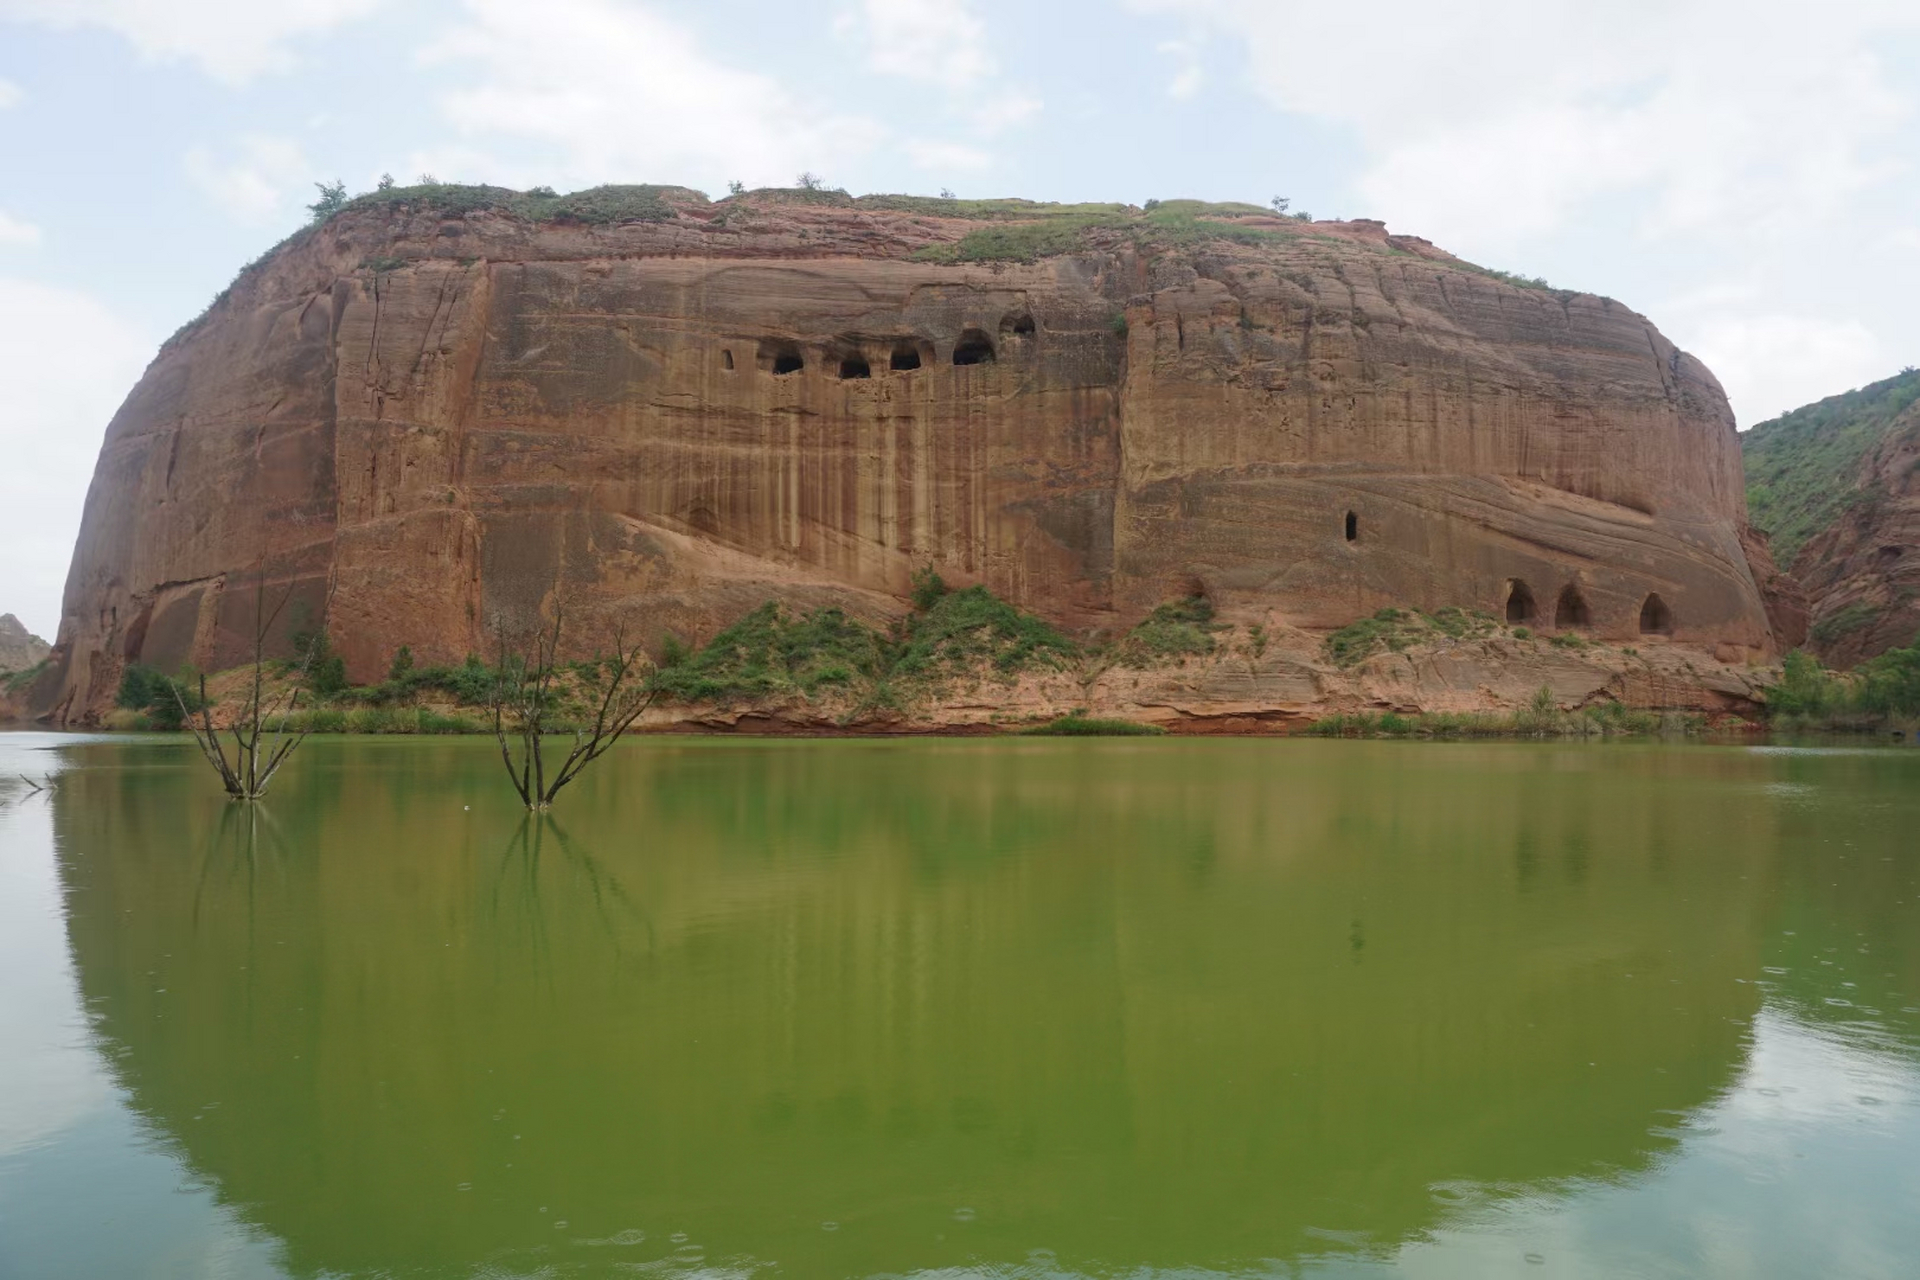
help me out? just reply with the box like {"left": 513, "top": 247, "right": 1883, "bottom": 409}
{"left": 1742, "top": 367, "right": 1920, "bottom": 565}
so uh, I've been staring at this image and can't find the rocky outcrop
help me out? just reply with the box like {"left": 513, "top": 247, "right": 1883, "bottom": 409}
{"left": 1790, "top": 405, "right": 1920, "bottom": 666}
{"left": 36, "top": 187, "right": 1778, "bottom": 724}
{"left": 1742, "top": 370, "right": 1920, "bottom": 666}
{"left": 0, "top": 613, "right": 49, "bottom": 673}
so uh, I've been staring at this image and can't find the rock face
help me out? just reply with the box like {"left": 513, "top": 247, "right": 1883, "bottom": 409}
{"left": 37, "top": 189, "right": 1778, "bottom": 723}
{"left": 1789, "top": 406, "right": 1920, "bottom": 666}
{"left": 1743, "top": 370, "right": 1920, "bottom": 666}
{"left": 0, "top": 613, "right": 50, "bottom": 672}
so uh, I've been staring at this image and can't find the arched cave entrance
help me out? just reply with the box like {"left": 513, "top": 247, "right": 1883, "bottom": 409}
{"left": 1002, "top": 312, "right": 1036, "bottom": 337}
{"left": 839, "top": 355, "right": 871, "bottom": 379}
{"left": 890, "top": 342, "right": 923, "bottom": 371}
{"left": 1344, "top": 511, "right": 1358, "bottom": 542}
{"left": 1555, "top": 584, "right": 1591, "bottom": 630}
{"left": 953, "top": 329, "right": 996, "bottom": 366}
{"left": 1505, "top": 579, "right": 1537, "bottom": 624}
{"left": 1639, "top": 593, "right": 1673, "bottom": 636}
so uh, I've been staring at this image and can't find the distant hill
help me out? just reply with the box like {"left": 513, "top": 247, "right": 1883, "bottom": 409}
{"left": 1743, "top": 369, "right": 1920, "bottom": 665}
{"left": 0, "top": 613, "right": 50, "bottom": 674}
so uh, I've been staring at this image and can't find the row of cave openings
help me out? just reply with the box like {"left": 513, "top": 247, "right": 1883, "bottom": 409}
{"left": 1505, "top": 577, "right": 1674, "bottom": 637}
{"left": 1338, "top": 509, "right": 1676, "bottom": 636}
{"left": 717, "top": 313, "right": 1038, "bottom": 381}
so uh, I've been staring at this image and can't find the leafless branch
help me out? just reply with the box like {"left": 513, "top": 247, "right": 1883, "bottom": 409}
{"left": 487, "top": 609, "right": 654, "bottom": 810}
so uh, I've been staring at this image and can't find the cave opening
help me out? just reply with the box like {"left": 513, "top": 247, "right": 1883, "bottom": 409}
{"left": 840, "top": 356, "right": 871, "bottom": 379}
{"left": 772, "top": 352, "right": 804, "bottom": 375}
{"left": 1505, "top": 579, "right": 1537, "bottom": 624}
{"left": 721, "top": 349, "right": 734, "bottom": 371}
{"left": 953, "top": 329, "right": 996, "bottom": 366}
{"left": 1639, "top": 593, "right": 1673, "bottom": 635}
{"left": 890, "top": 342, "right": 922, "bottom": 371}
{"left": 1344, "top": 511, "right": 1358, "bottom": 542}
{"left": 1004, "top": 312, "right": 1036, "bottom": 337}
{"left": 1555, "top": 584, "right": 1591, "bottom": 630}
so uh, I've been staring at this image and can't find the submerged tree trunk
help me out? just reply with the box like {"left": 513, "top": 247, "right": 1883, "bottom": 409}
{"left": 173, "top": 577, "right": 313, "bottom": 801}
{"left": 488, "top": 612, "right": 656, "bottom": 811}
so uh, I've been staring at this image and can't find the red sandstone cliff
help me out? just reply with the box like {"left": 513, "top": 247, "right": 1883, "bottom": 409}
{"left": 34, "top": 188, "right": 1779, "bottom": 724}
{"left": 1791, "top": 404, "right": 1920, "bottom": 666}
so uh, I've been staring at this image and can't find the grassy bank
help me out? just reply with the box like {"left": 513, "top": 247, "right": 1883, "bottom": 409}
{"left": 1309, "top": 688, "right": 1707, "bottom": 739}
{"left": 1762, "top": 639, "right": 1920, "bottom": 732}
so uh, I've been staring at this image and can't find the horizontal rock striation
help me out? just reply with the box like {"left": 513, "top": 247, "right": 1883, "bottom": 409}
{"left": 36, "top": 189, "right": 1777, "bottom": 723}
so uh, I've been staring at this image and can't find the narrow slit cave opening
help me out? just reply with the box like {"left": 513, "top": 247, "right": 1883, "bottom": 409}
{"left": 1344, "top": 511, "right": 1358, "bottom": 542}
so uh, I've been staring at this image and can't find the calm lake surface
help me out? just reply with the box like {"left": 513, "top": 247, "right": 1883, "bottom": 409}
{"left": 2, "top": 733, "right": 1917, "bottom": 1279}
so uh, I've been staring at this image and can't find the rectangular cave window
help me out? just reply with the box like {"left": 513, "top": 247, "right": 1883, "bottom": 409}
{"left": 772, "top": 353, "right": 804, "bottom": 375}
{"left": 1344, "top": 511, "right": 1358, "bottom": 542}
{"left": 840, "top": 356, "right": 871, "bottom": 379}
{"left": 721, "top": 349, "right": 734, "bottom": 371}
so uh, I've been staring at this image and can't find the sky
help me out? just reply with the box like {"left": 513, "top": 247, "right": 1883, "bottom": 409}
{"left": 2, "top": 1, "right": 1918, "bottom": 640}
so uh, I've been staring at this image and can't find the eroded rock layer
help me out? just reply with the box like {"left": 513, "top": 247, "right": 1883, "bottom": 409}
{"left": 1791, "top": 405, "right": 1920, "bottom": 666}
{"left": 38, "top": 192, "right": 1776, "bottom": 722}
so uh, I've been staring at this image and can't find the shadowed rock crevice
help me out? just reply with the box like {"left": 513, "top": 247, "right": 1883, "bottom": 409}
{"left": 1556, "top": 584, "right": 1592, "bottom": 630}
{"left": 1506, "top": 580, "right": 1537, "bottom": 625}
{"left": 953, "top": 329, "right": 996, "bottom": 366}
{"left": 1640, "top": 593, "right": 1673, "bottom": 636}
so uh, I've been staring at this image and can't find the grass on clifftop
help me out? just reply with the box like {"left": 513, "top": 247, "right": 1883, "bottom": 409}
{"left": 911, "top": 201, "right": 1293, "bottom": 265}
{"left": 1743, "top": 367, "right": 1920, "bottom": 565}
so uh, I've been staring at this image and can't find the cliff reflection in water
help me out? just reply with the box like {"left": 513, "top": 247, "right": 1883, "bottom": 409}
{"left": 49, "top": 739, "right": 1840, "bottom": 1277}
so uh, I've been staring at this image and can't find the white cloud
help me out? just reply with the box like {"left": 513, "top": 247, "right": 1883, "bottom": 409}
{"left": 1157, "top": 39, "right": 1204, "bottom": 99}
{"left": 905, "top": 139, "right": 993, "bottom": 173}
{"left": 0, "top": 211, "right": 41, "bottom": 246}
{"left": 427, "top": 0, "right": 881, "bottom": 191}
{"left": 0, "top": 77, "right": 21, "bottom": 108}
{"left": 1130, "top": 0, "right": 1920, "bottom": 244}
{"left": 1688, "top": 314, "right": 1888, "bottom": 427}
{"left": 1128, "top": 0, "right": 1920, "bottom": 416}
{"left": 973, "top": 90, "right": 1043, "bottom": 136}
{"left": 184, "top": 133, "right": 313, "bottom": 224}
{"left": 844, "top": 0, "right": 995, "bottom": 89}
{"left": 0, "top": 278, "right": 152, "bottom": 640}
{"left": 0, "top": 0, "right": 384, "bottom": 85}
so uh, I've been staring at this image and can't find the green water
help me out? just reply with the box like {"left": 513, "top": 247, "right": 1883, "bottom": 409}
{"left": 1, "top": 734, "right": 1917, "bottom": 1279}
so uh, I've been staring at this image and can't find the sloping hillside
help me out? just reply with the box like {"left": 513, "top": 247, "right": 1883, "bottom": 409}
{"left": 1744, "top": 369, "right": 1920, "bottom": 664}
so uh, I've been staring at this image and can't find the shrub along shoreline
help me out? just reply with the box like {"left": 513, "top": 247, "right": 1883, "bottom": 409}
{"left": 99, "top": 584, "right": 1918, "bottom": 742}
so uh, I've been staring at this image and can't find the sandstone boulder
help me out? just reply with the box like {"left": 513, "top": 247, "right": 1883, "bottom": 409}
{"left": 38, "top": 188, "right": 1778, "bottom": 723}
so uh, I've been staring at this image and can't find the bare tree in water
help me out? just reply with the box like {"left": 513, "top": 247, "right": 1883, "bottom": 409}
{"left": 488, "top": 610, "right": 655, "bottom": 811}
{"left": 174, "top": 577, "right": 314, "bottom": 801}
